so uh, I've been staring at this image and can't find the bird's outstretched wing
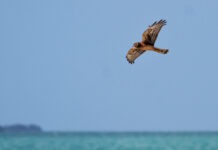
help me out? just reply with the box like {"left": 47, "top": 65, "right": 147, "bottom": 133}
{"left": 126, "top": 47, "right": 146, "bottom": 64}
{"left": 142, "top": 19, "right": 166, "bottom": 45}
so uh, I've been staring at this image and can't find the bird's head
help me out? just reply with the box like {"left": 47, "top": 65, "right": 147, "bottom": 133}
{"left": 133, "top": 42, "right": 142, "bottom": 48}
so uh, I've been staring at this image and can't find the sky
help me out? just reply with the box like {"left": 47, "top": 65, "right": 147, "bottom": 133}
{"left": 0, "top": 0, "right": 218, "bottom": 131}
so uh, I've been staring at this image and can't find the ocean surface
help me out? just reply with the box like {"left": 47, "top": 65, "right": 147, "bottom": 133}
{"left": 0, "top": 132, "right": 218, "bottom": 150}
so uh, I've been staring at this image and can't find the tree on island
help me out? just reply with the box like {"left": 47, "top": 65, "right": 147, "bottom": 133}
{"left": 0, "top": 124, "right": 42, "bottom": 133}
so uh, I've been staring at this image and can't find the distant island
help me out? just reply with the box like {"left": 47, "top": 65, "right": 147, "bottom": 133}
{"left": 0, "top": 124, "right": 43, "bottom": 133}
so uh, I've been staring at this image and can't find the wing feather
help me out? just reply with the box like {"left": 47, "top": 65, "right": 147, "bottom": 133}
{"left": 142, "top": 19, "right": 166, "bottom": 45}
{"left": 126, "top": 47, "right": 146, "bottom": 64}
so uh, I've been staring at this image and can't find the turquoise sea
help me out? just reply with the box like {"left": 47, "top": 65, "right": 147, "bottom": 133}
{"left": 0, "top": 132, "right": 218, "bottom": 150}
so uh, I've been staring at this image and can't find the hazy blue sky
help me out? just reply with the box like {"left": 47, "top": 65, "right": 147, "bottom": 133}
{"left": 1, "top": 0, "right": 218, "bottom": 131}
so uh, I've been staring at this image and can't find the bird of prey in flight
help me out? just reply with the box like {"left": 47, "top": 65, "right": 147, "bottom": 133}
{"left": 126, "top": 19, "right": 168, "bottom": 64}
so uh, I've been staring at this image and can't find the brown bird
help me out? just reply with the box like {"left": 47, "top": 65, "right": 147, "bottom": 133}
{"left": 126, "top": 19, "right": 168, "bottom": 64}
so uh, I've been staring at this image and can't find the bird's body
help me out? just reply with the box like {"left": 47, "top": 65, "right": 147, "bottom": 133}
{"left": 126, "top": 19, "right": 168, "bottom": 64}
